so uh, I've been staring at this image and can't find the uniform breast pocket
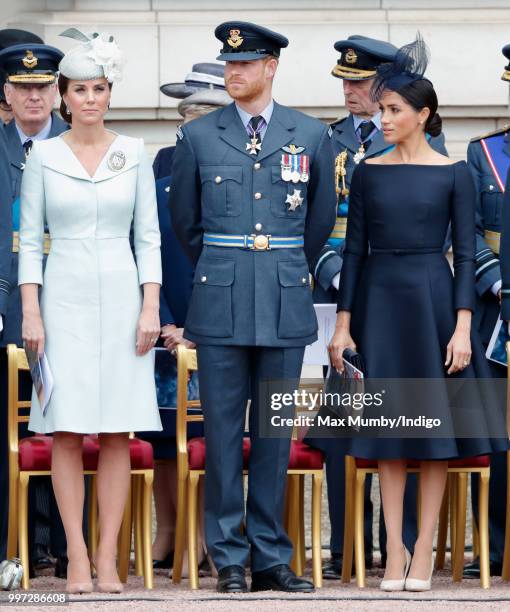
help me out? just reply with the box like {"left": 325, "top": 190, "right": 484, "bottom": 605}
{"left": 270, "top": 166, "right": 308, "bottom": 219}
{"left": 480, "top": 178, "right": 502, "bottom": 226}
{"left": 199, "top": 165, "right": 243, "bottom": 217}
{"left": 185, "top": 258, "right": 235, "bottom": 338}
{"left": 277, "top": 261, "right": 317, "bottom": 339}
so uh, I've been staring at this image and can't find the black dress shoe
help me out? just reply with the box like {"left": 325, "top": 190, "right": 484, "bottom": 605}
{"left": 33, "top": 545, "right": 54, "bottom": 570}
{"left": 54, "top": 556, "right": 68, "bottom": 579}
{"left": 323, "top": 553, "right": 373, "bottom": 579}
{"left": 251, "top": 564, "right": 314, "bottom": 592}
{"left": 217, "top": 565, "right": 247, "bottom": 593}
{"left": 323, "top": 554, "right": 342, "bottom": 579}
{"left": 153, "top": 550, "right": 174, "bottom": 569}
{"left": 463, "top": 558, "right": 502, "bottom": 579}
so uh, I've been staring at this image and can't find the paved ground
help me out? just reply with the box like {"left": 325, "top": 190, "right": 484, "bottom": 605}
{"left": 2, "top": 558, "right": 510, "bottom": 612}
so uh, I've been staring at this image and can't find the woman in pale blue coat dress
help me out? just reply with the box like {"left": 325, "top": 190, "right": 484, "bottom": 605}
{"left": 18, "top": 29, "right": 162, "bottom": 593}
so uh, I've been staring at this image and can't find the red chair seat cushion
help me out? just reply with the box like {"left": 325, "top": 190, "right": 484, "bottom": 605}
{"left": 187, "top": 438, "right": 323, "bottom": 471}
{"left": 187, "top": 437, "right": 251, "bottom": 470}
{"left": 18, "top": 435, "right": 153, "bottom": 471}
{"left": 354, "top": 455, "right": 490, "bottom": 469}
{"left": 448, "top": 455, "right": 490, "bottom": 468}
{"left": 288, "top": 440, "right": 323, "bottom": 469}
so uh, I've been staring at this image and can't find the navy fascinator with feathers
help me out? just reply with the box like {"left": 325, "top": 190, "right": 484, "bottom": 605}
{"left": 371, "top": 33, "right": 430, "bottom": 100}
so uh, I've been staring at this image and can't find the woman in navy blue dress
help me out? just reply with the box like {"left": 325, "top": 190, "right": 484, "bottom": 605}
{"left": 329, "top": 36, "right": 509, "bottom": 592}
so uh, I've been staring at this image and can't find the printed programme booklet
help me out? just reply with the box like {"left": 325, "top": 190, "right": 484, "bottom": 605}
{"left": 25, "top": 348, "right": 54, "bottom": 416}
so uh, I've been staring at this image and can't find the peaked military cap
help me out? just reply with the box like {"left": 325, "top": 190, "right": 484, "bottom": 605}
{"left": 332, "top": 35, "right": 398, "bottom": 81}
{"left": 0, "top": 28, "right": 43, "bottom": 50}
{"left": 161, "top": 62, "right": 226, "bottom": 99}
{"left": 0, "top": 42, "right": 63, "bottom": 84}
{"left": 502, "top": 43, "right": 510, "bottom": 82}
{"left": 215, "top": 21, "right": 288, "bottom": 62}
{"left": 0, "top": 29, "right": 44, "bottom": 101}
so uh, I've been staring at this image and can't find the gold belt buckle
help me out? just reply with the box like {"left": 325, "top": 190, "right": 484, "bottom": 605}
{"left": 251, "top": 234, "right": 271, "bottom": 251}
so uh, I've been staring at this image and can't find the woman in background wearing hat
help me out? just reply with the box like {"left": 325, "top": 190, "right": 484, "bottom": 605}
{"left": 329, "top": 35, "right": 509, "bottom": 592}
{"left": 18, "top": 28, "right": 162, "bottom": 593}
{"left": 138, "top": 64, "right": 231, "bottom": 576}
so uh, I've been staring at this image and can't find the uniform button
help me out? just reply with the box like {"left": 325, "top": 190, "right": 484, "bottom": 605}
{"left": 489, "top": 185, "right": 494, "bottom": 191}
{"left": 302, "top": 277, "right": 307, "bottom": 284}
{"left": 201, "top": 276, "right": 207, "bottom": 282}
{"left": 254, "top": 192, "right": 262, "bottom": 200}
{"left": 215, "top": 176, "right": 221, "bottom": 183}
{"left": 255, "top": 223, "right": 262, "bottom": 231}
{"left": 254, "top": 162, "right": 261, "bottom": 170}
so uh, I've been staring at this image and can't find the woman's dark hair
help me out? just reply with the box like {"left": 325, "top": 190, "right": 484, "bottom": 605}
{"left": 58, "top": 74, "right": 113, "bottom": 124}
{"left": 395, "top": 78, "right": 442, "bottom": 138}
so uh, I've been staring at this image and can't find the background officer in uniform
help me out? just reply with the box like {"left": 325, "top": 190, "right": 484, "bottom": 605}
{"left": 462, "top": 42, "right": 510, "bottom": 580}
{"left": 0, "top": 30, "right": 44, "bottom": 125}
{"left": 0, "top": 41, "right": 68, "bottom": 575}
{"left": 0, "top": 134, "right": 12, "bottom": 352}
{"left": 170, "top": 21, "right": 336, "bottom": 593}
{"left": 306, "top": 35, "right": 448, "bottom": 579}
{"left": 153, "top": 62, "right": 229, "bottom": 178}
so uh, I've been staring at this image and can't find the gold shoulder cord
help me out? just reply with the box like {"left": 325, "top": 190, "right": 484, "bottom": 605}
{"left": 335, "top": 150, "right": 349, "bottom": 198}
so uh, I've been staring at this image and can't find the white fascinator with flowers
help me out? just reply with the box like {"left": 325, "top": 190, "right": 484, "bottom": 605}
{"left": 58, "top": 27, "right": 125, "bottom": 83}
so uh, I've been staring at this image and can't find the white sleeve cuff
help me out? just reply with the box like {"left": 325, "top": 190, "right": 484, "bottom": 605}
{"left": 491, "top": 280, "right": 502, "bottom": 296}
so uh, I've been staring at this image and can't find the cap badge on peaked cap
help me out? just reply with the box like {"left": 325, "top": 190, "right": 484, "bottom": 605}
{"left": 22, "top": 50, "right": 38, "bottom": 69}
{"left": 345, "top": 49, "right": 357, "bottom": 64}
{"left": 227, "top": 29, "right": 243, "bottom": 49}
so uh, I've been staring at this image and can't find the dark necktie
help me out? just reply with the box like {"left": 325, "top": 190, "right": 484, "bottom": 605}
{"left": 23, "top": 139, "right": 33, "bottom": 157}
{"left": 358, "top": 120, "right": 374, "bottom": 143}
{"left": 248, "top": 115, "right": 265, "bottom": 139}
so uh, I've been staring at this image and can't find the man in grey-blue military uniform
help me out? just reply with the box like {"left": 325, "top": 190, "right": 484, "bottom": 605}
{"left": 0, "top": 39, "right": 68, "bottom": 573}
{"left": 170, "top": 21, "right": 336, "bottom": 593}
{"left": 461, "top": 42, "right": 510, "bottom": 580}
{"left": 305, "top": 35, "right": 448, "bottom": 579}
{"left": 0, "top": 132, "right": 12, "bottom": 351}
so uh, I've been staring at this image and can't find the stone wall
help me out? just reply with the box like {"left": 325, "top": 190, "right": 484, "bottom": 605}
{"left": 4, "top": 0, "right": 510, "bottom": 158}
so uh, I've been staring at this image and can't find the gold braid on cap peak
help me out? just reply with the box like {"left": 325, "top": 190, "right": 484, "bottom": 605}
{"left": 331, "top": 64, "right": 377, "bottom": 79}
{"left": 7, "top": 73, "right": 56, "bottom": 83}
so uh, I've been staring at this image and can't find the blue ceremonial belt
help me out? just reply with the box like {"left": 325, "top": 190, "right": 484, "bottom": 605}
{"left": 12, "top": 197, "right": 20, "bottom": 232}
{"left": 480, "top": 132, "right": 510, "bottom": 192}
{"left": 203, "top": 232, "right": 304, "bottom": 251}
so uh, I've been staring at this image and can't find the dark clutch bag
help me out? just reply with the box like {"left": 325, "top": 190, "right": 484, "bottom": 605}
{"left": 318, "top": 348, "right": 366, "bottom": 430}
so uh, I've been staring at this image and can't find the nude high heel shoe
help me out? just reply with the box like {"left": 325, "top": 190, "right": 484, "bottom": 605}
{"left": 91, "top": 557, "right": 123, "bottom": 594}
{"left": 380, "top": 546, "right": 411, "bottom": 592}
{"left": 405, "top": 554, "right": 434, "bottom": 591}
{"left": 65, "top": 558, "right": 93, "bottom": 594}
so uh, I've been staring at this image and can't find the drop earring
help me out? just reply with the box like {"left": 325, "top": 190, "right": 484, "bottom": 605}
{"left": 66, "top": 106, "right": 71, "bottom": 115}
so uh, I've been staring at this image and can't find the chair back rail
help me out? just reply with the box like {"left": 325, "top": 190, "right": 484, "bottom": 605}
{"left": 175, "top": 345, "right": 203, "bottom": 480}
{"left": 7, "top": 344, "right": 30, "bottom": 459}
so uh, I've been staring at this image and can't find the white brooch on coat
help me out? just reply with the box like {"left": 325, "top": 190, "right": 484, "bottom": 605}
{"left": 108, "top": 151, "right": 126, "bottom": 171}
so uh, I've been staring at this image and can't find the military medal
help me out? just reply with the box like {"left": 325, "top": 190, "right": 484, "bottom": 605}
{"left": 108, "top": 150, "right": 126, "bottom": 171}
{"left": 291, "top": 155, "right": 301, "bottom": 183}
{"left": 353, "top": 144, "right": 365, "bottom": 165}
{"left": 286, "top": 189, "right": 303, "bottom": 211}
{"left": 299, "top": 155, "right": 309, "bottom": 183}
{"left": 281, "top": 154, "right": 292, "bottom": 181}
{"left": 246, "top": 135, "right": 261, "bottom": 155}
{"left": 246, "top": 116, "right": 263, "bottom": 155}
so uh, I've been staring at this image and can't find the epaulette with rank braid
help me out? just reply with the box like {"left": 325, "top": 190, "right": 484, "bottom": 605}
{"left": 470, "top": 125, "right": 510, "bottom": 143}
